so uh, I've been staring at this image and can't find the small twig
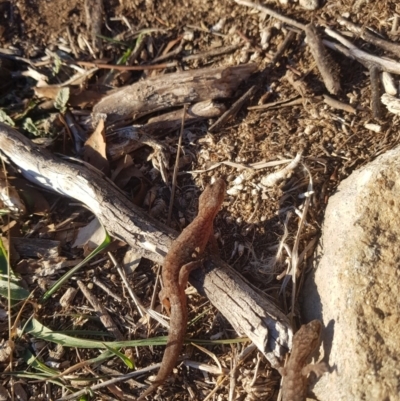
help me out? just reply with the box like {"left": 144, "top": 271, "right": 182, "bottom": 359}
{"left": 324, "top": 28, "right": 400, "bottom": 75}
{"left": 56, "top": 361, "right": 165, "bottom": 401}
{"left": 234, "top": 0, "right": 306, "bottom": 31}
{"left": 152, "top": 43, "right": 183, "bottom": 64}
{"left": 167, "top": 104, "right": 188, "bottom": 225}
{"left": 92, "top": 276, "right": 123, "bottom": 302}
{"left": 369, "top": 64, "right": 382, "bottom": 119}
{"left": 248, "top": 96, "right": 303, "bottom": 111}
{"left": 289, "top": 164, "right": 313, "bottom": 322}
{"left": 66, "top": 26, "right": 78, "bottom": 58}
{"left": 108, "top": 252, "right": 146, "bottom": 318}
{"left": 323, "top": 95, "right": 356, "bottom": 114}
{"left": 64, "top": 59, "right": 178, "bottom": 71}
{"left": 77, "top": 280, "right": 124, "bottom": 340}
{"left": 208, "top": 86, "right": 256, "bottom": 132}
{"left": 305, "top": 23, "right": 340, "bottom": 95}
{"left": 338, "top": 17, "right": 400, "bottom": 56}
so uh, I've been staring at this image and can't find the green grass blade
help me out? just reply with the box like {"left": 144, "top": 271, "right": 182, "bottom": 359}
{"left": 102, "top": 343, "right": 135, "bottom": 369}
{"left": 0, "top": 237, "right": 29, "bottom": 300}
{"left": 24, "top": 318, "right": 249, "bottom": 348}
{"left": 25, "top": 318, "right": 167, "bottom": 348}
{"left": 41, "top": 227, "right": 112, "bottom": 302}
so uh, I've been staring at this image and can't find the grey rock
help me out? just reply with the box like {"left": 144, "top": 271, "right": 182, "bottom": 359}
{"left": 302, "top": 146, "right": 400, "bottom": 400}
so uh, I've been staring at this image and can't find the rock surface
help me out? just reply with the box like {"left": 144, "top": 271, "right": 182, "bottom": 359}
{"left": 302, "top": 146, "right": 400, "bottom": 401}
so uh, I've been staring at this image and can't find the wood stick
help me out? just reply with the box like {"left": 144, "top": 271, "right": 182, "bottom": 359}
{"left": 77, "top": 280, "right": 124, "bottom": 340}
{"left": 106, "top": 100, "right": 226, "bottom": 161}
{"left": 65, "top": 59, "right": 178, "bottom": 71}
{"left": 324, "top": 28, "right": 400, "bottom": 75}
{"left": 92, "top": 63, "right": 257, "bottom": 123}
{"left": 84, "top": 0, "right": 103, "bottom": 55}
{"left": 0, "top": 122, "right": 292, "bottom": 368}
{"left": 369, "top": 64, "right": 382, "bottom": 119}
{"left": 305, "top": 23, "right": 341, "bottom": 95}
{"left": 338, "top": 17, "right": 400, "bottom": 56}
{"left": 248, "top": 97, "right": 303, "bottom": 111}
{"left": 323, "top": 95, "right": 356, "bottom": 114}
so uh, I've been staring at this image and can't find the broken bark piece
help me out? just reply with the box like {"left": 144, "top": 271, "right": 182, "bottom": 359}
{"left": 0, "top": 122, "right": 291, "bottom": 367}
{"left": 92, "top": 64, "right": 257, "bottom": 123}
{"left": 305, "top": 23, "right": 341, "bottom": 95}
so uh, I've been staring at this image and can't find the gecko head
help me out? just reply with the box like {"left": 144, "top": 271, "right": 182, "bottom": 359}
{"left": 198, "top": 178, "right": 226, "bottom": 211}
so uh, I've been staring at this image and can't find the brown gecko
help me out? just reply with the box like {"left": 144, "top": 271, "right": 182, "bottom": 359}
{"left": 138, "top": 178, "right": 226, "bottom": 400}
{"left": 280, "top": 319, "right": 328, "bottom": 401}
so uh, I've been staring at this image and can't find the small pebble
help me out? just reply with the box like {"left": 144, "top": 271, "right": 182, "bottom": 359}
{"left": 299, "top": 0, "right": 319, "bottom": 10}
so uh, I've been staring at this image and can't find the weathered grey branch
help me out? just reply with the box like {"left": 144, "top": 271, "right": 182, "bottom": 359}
{"left": 107, "top": 100, "right": 226, "bottom": 161}
{"left": 0, "top": 122, "right": 291, "bottom": 367}
{"left": 324, "top": 28, "right": 400, "bottom": 75}
{"left": 338, "top": 17, "right": 400, "bottom": 56}
{"left": 92, "top": 64, "right": 257, "bottom": 123}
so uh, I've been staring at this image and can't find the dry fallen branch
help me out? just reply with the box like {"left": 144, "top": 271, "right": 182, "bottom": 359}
{"left": 107, "top": 100, "right": 226, "bottom": 161}
{"left": 92, "top": 64, "right": 257, "bottom": 123}
{"left": 0, "top": 122, "right": 292, "bottom": 368}
{"left": 324, "top": 28, "right": 400, "bottom": 75}
{"left": 248, "top": 96, "right": 303, "bottom": 111}
{"left": 338, "top": 17, "right": 400, "bottom": 56}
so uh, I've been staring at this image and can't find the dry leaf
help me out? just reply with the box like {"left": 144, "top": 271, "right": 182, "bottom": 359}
{"left": 83, "top": 118, "right": 110, "bottom": 174}
{"left": 0, "top": 340, "right": 13, "bottom": 363}
{"left": 0, "top": 177, "right": 26, "bottom": 215}
{"left": 72, "top": 217, "right": 106, "bottom": 255}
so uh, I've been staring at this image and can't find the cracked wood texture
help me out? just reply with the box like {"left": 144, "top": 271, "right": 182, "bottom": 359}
{"left": 92, "top": 63, "right": 257, "bottom": 123}
{"left": 0, "top": 122, "right": 291, "bottom": 367}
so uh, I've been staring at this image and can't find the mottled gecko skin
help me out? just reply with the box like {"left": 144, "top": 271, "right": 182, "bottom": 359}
{"left": 138, "top": 179, "right": 226, "bottom": 400}
{"left": 280, "top": 320, "right": 328, "bottom": 401}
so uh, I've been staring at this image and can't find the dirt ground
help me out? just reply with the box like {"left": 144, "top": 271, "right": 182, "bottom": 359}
{"left": 1, "top": 0, "right": 400, "bottom": 400}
